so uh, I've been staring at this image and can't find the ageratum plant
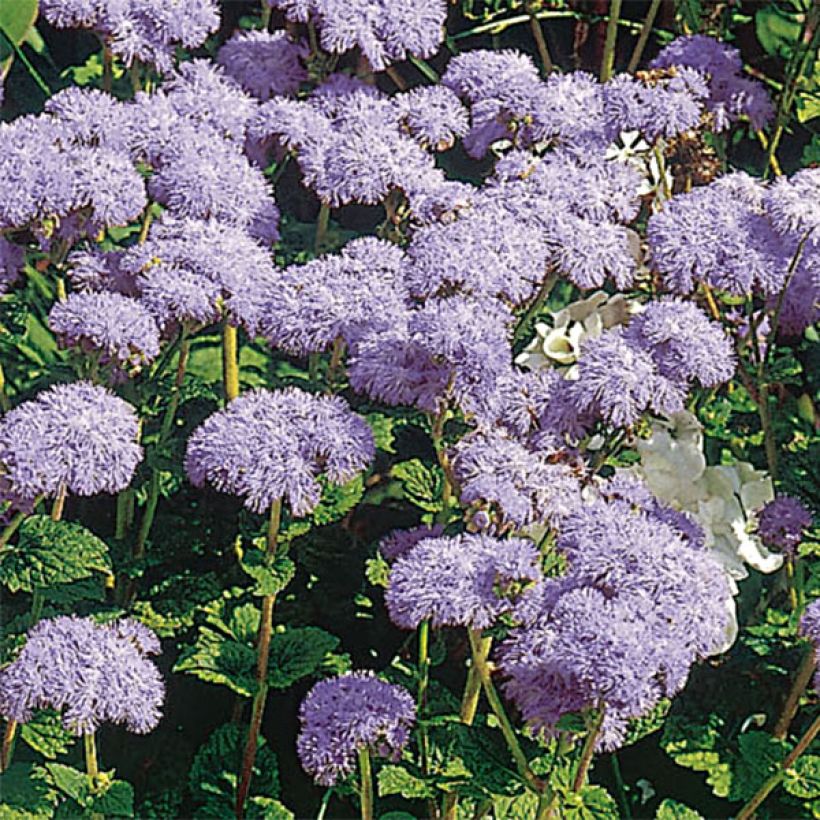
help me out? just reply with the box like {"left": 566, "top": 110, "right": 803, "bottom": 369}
{"left": 0, "top": 1, "right": 818, "bottom": 819}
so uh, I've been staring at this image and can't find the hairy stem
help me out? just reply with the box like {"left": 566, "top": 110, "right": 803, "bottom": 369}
{"left": 236, "top": 498, "right": 283, "bottom": 819}
{"left": 0, "top": 721, "right": 16, "bottom": 772}
{"left": 774, "top": 646, "right": 817, "bottom": 741}
{"left": 102, "top": 43, "right": 113, "bottom": 93}
{"left": 51, "top": 484, "right": 67, "bottom": 523}
{"left": 737, "top": 711, "right": 820, "bottom": 819}
{"left": 600, "top": 0, "right": 622, "bottom": 81}
{"left": 514, "top": 273, "right": 557, "bottom": 345}
{"left": 315, "top": 202, "right": 330, "bottom": 255}
{"left": 222, "top": 321, "right": 240, "bottom": 403}
{"left": 572, "top": 705, "right": 605, "bottom": 792}
{"left": 627, "top": 0, "right": 661, "bottom": 73}
{"left": 84, "top": 732, "right": 99, "bottom": 779}
{"left": 529, "top": 11, "right": 554, "bottom": 74}
{"left": 385, "top": 66, "right": 407, "bottom": 91}
{"left": 357, "top": 747, "right": 374, "bottom": 820}
{"left": 468, "top": 629, "right": 543, "bottom": 794}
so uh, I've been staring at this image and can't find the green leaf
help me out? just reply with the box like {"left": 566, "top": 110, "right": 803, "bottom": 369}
{"left": 366, "top": 413, "right": 400, "bottom": 453}
{"left": 0, "top": 516, "right": 112, "bottom": 594}
{"left": 661, "top": 715, "right": 732, "bottom": 798}
{"left": 378, "top": 765, "right": 435, "bottom": 800}
{"left": 755, "top": 3, "right": 803, "bottom": 58}
{"left": 20, "top": 709, "right": 75, "bottom": 759}
{"left": 392, "top": 459, "right": 443, "bottom": 513}
{"left": 365, "top": 554, "right": 391, "bottom": 588}
{"left": 189, "top": 723, "right": 280, "bottom": 816}
{"left": 91, "top": 780, "right": 134, "bottom": 817}
{"left": 655, "top": 798, "right": 704, "bottom": 819}
{"left": 173, "top": 598, "right": 260, "bottom": 697}
{"left": 266, "top": 627, "right": 340, "bottom": 689}
{"left": 240, "top": 552, "right": 295, "bottom": 598}
{"left": 623, "top": 699, "right": 671, "bottom": 747}
{"left": 310, "top": 475, "right": 364, "bottom": 526}
{"left": 0, "top": 0, "right": 38, "bottom": 62}
{"left": 44, "top": 763, "right": 90, "bottom": 805}
{"left": 557, "top": 785, "right": 619, "bottom": 819}
{"left": 803, "top": 134, "right": 820, "bottom": 165}
{"left": 784, "top": 755, "right": 820, "bottom": 799}
{"left": 730, "top": 731, "right": 788, "bottom": 801}
{"left": 0, "top": 763, "right": 54, "bottom": 818}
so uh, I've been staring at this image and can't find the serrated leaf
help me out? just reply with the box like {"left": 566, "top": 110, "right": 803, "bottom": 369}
{"left": 378, "top": 765, "right": 435, "bottom": 800}
{"left": 365, "top": 554, "right": 390, "bottom": 588}
{"left": 240, "top": 552, "right": 295, "bottom": 598}
{"left": 189, "top": 723, "right": 280, "bottom": 817}
{"left": 44, "top": 763, "right": 90, "bottom": 805}
{"left": 173, "top": 598, "right": 260, "bottom": 697}
{"left": 559, "top": 784, "right": 619, "bottom": 819}
{"left": 310, "top": 475, "right": 364, "bottom": 526}
{"left": 0, "top": 763, "right": 54, "bottom": 818}
{"left": 0, "top": 516, "right": 112, "bottom": 593}
{"left": 623, "top": 699, "right": 671, "bottom": 747}
{"left": 661, "top": 715, "right": 732, "bottom": 798}
{"left": 784, "top": 755, "right": 820, "bottom": 799}
{"left": 366, "top": 413, "right": 398, "bottom": 453}
{"left": 392, "top": 459, "right": 443, "bottom": 513}
{"left": 730, "top": 731, "right": 788, "bottom": 801}
{"left": 20, "top": 709, "right": 75, "bottom": 759}
{"left": 267, "top": 627, "right": 339, "bottom": 689}
{"left": 91, "top": 780, "right": 134, "bottom": 817}
{"left": 656, "top": 798, "right": 703, "bottom": 819}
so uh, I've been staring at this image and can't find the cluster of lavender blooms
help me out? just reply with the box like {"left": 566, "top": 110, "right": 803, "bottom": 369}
{"left": 0, "top": 616, "right": 164, "bottom": 735}
{"left": 758, "top": 497, "right": 813, "bottom": 555}
{"left": 48, "top": 292, "right": 161, "bottom": 377}
{"left": 385, "top": 533, "right": 545, "bottom": 630}
{"left": 441, "top": 35, "right": 771, "bottom": 161}
{"left": 266, "top": 0, "right": 446, "bottom": 71}
{"left": 297, "top": 673, "right": 415, "bottom": 786}
{"left": 185, "top": 388, "right": 374, "bottom": 516}
{"left": 530, "top": 298, "right": 736, "bottom": 434}
{"left": 0, "top": 382, "right": 142, "bottom": 506}
{"left": 260, "top": 237, "right": 407, "bottom": 356}
{"left": 218, "top": 30, "right": 308, "bottom": 100}
{"left": 40, "top": 0, "right": 219, "bottom": 73}
{"left": 498, "top": 488, "right": 736, "bottom": 749}
{"left": 648, "top": 169, "right": 820, "bottom": 333}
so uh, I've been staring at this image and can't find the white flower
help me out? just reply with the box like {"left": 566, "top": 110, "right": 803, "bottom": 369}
{"left": 515, "top": 292, "right": 642, "bottom": 371}
{"left": 634, "top": 411, "right": 781, "bottom": 580}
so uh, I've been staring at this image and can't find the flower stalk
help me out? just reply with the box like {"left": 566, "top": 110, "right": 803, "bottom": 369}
{"left": 600, "top": 0, "right": 622, "bottom": 82}
{"left": 222, "top": 321, "right": 240, "bottom": 403}
{"left": 572, "top": 704, "right": 605, "bottom": 791}
{"left": 357, "top": 747, "right": 374, "bottom": 820}
{"left": 236, "top": 497, "right": 283, "bottom": 819}
{"left": 774, "top": 645, "right": 816, "bottom": 740}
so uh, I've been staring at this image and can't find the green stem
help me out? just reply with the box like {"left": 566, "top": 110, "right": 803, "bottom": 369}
{"left": 0, "top": 721, "right": 16, "bottom": 772}
{"left": 357, "top": 747, "right": 374, "bottom": 820}
{"left": 327, "top": 336, "right": 346, "bottom": 392}
{"left": 133, "top": 336, "right": 190, "bottom": 564}
{"left": 513, "top": 273, "right": 557, "bottom": 344}
{"left": 315, "top": 203, "right": 330, "bottom": 255}
{"left": 766, "top": 232, "right": 812, "bottom": 365}
{"left": 236, "top": 498, "right": 283, "bottom": 820}
{"left": 737, "top": 711, "right": 820, "bottom": 819}
{"left": 316, "top": 788, "right": 333, "bottom": 820}
{"left": 222, "top": 321, "right": 240, "bottom": 403}
{"left": 774, "top": 646, "right": 817, "bottom": 740}
{"left": 467, "top": 629, "right": 543, "bottom": 794}
{"left": 30, "top": 589, "right": 44, "bottom": 624}
{"left": 627, "top": 0, "right": 661, "bottom": 73}
{"left": 260, "top": 2, "right": 272, "bottom": 30}
{"left": 444, "top": 634, "right": 494, "bottom": 820}
{"left": 611, "top": 751, "right": 631, "bottom": 817}
{"left": 102, "top": 43, "right": 113, "bottom": 93}
{"left": 51, "top": 485, "right": 67, "bottom": 522}
{"left": 84, "top": 733, "right": 99, "bottom": 779}
{"left": 0, "top": 28, "right": 50, "bottom": 96}
{"left": 528, "top": 10, "right": 554, "bottom": 74}
{"left": 385, "top": 65, "right": 407, "bottom": 91}
{"left": 115, "top": 490, "right": 132, "bottom": 540}
{"left": 417, "top": 620, "right": 431, "bottom": 780}
{"left": 600, "top": 0, "right": 623, "bottom": 81}
{"left": 572, "top": 705, "right": 605, "bottom": 792}
{"left": 764, "top": 5, "right": 820, "bottom": 179}
{"left": 653, "top": 144, "right": 672, "bottom": 201}
{"left": 0, "top": 509, "right": 28, "bottom": 549}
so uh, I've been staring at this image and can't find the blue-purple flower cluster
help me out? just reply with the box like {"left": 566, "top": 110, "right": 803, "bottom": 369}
{"left": 0, "top": 382, "right": 143, "bottom": 505}
{"left": 498, "top": 494, "right": 736, "bottom": 749}
{"left": 185, "top": 388, "right": 374, "bottom": 516}
{"left": 0, "top": 616, "right": 164, "bottom": 734}
{"left": 297, "top": 672, "right": 415, "bottom": 786}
